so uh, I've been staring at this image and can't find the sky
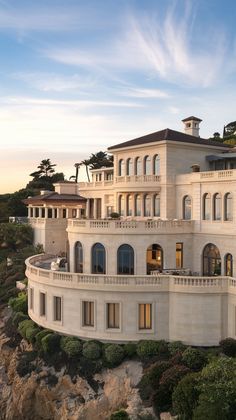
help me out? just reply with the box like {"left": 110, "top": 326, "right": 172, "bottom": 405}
{"left": 0, "top": 0, "right": 236, "bottom": 193}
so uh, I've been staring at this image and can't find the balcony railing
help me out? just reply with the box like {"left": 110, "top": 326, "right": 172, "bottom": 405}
{"left": 115, "top": 174, "right": 161, "bottom": 183}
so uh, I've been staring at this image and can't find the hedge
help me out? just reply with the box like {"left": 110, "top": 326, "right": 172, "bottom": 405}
{"left": 60, "top": 336, "right": 83, "bottom": 358}
{"left": 82, "top": 341, "right": 102, "bottom": 360}
{"left": 105, "top": 344, "right": 125, "bottom": 366}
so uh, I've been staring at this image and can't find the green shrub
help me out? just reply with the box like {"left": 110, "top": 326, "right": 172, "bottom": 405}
{"left": 137, "top": 340, "right": 168, "bottom": 360}
{"left": 152, "top": 383, "right": 172, "bottom": 415}
{"left": 110, "top": 409, "right": 130, "bottom": 419}
{"left": 124, "top": 342, "right": 137, "bottom": 358}
{"left": 41, "top": 333, "right": 61, "bottom": 354}
{"left": 159, "top": 364, "right": 190, "bottom": 393}
{"left": 9, "top": 292, "right": 28, "bottom": 314}
{"left": 168, "top": 341, "right": 186, "bottom": 356}
{"left": 138, "top": 360, "right": 171, "bottom": 402}
{"left": 25, "top": 326, "right": 41, "bottom": 344}
{"left": 82, "top": 340, "right": 102, "bottom": 360}
{"left": 138, "top": 374, "right": 154, "bottom": 402}
{"left": 219, "top": 338, "right": 236, "bottom": 357}
{"left": 12, "top": 311, "right": 28, "bottom": 327}
{"left": 35, "top": 329, "right": 52, "bottom": 349}
{"left": 18, "top": 319, "right": 35, "bottom": 339}
{"left": 182, "top": 347, "right": 207, "bottom": 371}
{"left": 172, "top": 372, "right": 200, "bottom": 419}
{"left": 16, "top": 351, "right": 37, "bottom": 377}
{"left": 60, "top": 336, "right": 83, "bottom": 358}
{"left": 105, "top": 344, "right": 125, "bottom": 367}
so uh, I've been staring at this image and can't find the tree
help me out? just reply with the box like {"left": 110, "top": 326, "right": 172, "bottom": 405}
{"left": 75, "top": 152, "right": 113, "bottom": 182}
{"left": 29, "top": 159, "right": 56, "bottom": 178}
{"left": 27, "top": 159, "right": 65, "bottom": 190}
{"left": 223, "top": 121, "right": 236, "bottom": 138}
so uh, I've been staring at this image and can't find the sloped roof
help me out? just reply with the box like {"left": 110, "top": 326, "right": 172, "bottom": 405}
{"left": 108, "top": 128, "right": 230, "bottom": 151}
{"left": 24, "top": 192, "right": 86, "bottom": 204}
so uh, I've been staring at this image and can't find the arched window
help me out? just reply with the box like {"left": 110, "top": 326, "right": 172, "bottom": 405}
{"left": 203, "top": 193, "right": 211, "bottom": 220}
{"left": 127, "top": 194, "right": 132, "bottom": 216}
{"left": 183, "top": 195, "right": 192, "bottom": 220}
{"left": 91, "top": 243, "right": 106, "bottom": 274}
{"left": 135, "top": 157, "right": 142, "bottom": 175}
{"left": 135, "top": 195, "right": 141, "bottom": 216}
{"left": 213, "top": 193, "right": 222, "bottom": 220}
{"left": 144, "top": 155, "right": 151, "bottom": 175}
{"left": 119, "top": 195, "right": 125, "bottom": 216}
{"left": 74, "top": 241, "right": 83, "bottom": 273}
{"left": 118, "top": 159, "right": 125, "bottom": 176}
{"left": 144, "top": 195, "right": 151, "bottom": 217}
{"left": 117, "top": 244, "right": 134, "bottom": 275}
{"left": 126, "top": 158, "right": 133, "bottom": 176}
{"left": 146, "top": 244, "right": 163, "bottom": 274}
{"left": 225, "top": 253, "right": 233, "bottom": 276}
{"left": 224, "top": 193, "right": 233, "bottom": 221}
{"left": 153, "top": 155, "right": 160, "bottom": 175}
{"left": 203, "top": 243, "right": 221, "bottom": 276}
{"left": 154, "top": 194, "right": 160, "bottom": 217}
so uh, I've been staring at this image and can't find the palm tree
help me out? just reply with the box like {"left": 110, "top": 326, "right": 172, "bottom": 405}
{"left": 69, "top": 163, "right": 81, "bottom": 183}
{"left": 30, "top": 159, "right": 56, "bottom": 178}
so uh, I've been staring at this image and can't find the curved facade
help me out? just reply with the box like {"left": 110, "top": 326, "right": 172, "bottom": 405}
{"left": 26, "top": 117, "right": 236, "bottom": 346}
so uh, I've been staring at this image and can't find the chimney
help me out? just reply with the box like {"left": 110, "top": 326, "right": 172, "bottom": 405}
{"left": 182, "top": 116, "right": 202, "bottom": 137}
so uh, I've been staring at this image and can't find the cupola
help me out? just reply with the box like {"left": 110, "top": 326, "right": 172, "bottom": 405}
{"left": 182, "top": 116, "right": 202, "bottom": 137}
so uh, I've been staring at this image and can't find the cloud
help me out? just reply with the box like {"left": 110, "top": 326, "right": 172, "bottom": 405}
{"left": 118, "top": 87, "right": 169, "bottom": 99}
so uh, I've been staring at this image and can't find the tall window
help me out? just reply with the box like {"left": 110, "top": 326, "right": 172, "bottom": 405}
{"left": 203, "top": 243, "right": 221, "bottom": 276}
{"left": 183, "top": 195, "right": 192, "bottom": 220}
{"left": 154, "top": 194, "right": 160, "bottom": 217}
{"left": 126, "top": 158, "right": 133, "bottom": 176}
{"left": 75, "top": 241, "right": 83, "bottom": 273}
{"left": 119, "top": 195, "right": 125, "bottom": 216}
{"left": 118, "top": 159, "right": 125, "bottom": 176}
{"left": 127, "top": 194, "right": 132, "bottom": 216}
{"left": 139, "top": 303, "right": 152, "bottom": 329}
{"left": 144, "top": 195, "right": 151, "bottom": 217}
{"left": 54, "top": 296, "right": 62, "bottom": 321}
{"left": 29, "top": 287, "right": 34, "bottom": 310}
{"left": 91, "top": 243, "right": 106, "bottom": 274}
{"left": 144, "top": 155, "right": 151, "bottom": 175}
{"left": 135, "top": 195, "right": 141, "bottom": 216}
{"left": 66, "top": 240, "right": 70, "bottom": 271}
{"left": 117, "top": 244, "right": 134, "bottom": 274}
{"left": 40, "top": 292, "right": 46, "bottom": 316}
{"left": 135, "top": 157, "right": 142, "bottom": 175}
{"left": 154, "top": 155, "right": 160, "bottom": 175}
{"left": 203, "top": 193, "right": 211, "bottom": 220}
{"left": 176, "top": 243, "right": 183, "bottom": 269}
{"left": 224, "top": 193, "right": 233, "bottom": 221}
{"left": 107, "top": 303, "right": 120, "bottom": 328}
{"left": 225, "top": 253, "right": 233, "bottom": 276}
{"left": 82, "top": 301, "right": 94, "bottom": 327}
{"left": 146, "top": 244, "right": 163, "bottom": 274}
{"left": 213, "top": 193, "right": 222, "bottom": 220}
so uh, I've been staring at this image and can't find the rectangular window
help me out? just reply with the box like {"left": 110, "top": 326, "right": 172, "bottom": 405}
{"left": 107, "top": 303, "right": 120, "bottom": 329}
{"left": 176, "top": 243, "right": 183, "bottom": 269}
{"left": 139, "top": 303, "right": 152, "bottom": 329}
{"left": 82, "top": 301, "right": 94, "bottom": 327}
{"left": 63, "top": 209, "right": 67, "bottom": 218}
{"left": 29, "top": 287, "right": 34, "bottom": 310}
{"left": 40, "top": 292, "right": 46, "bottom": 316}
{"left": 54, "top": 296, "right": 62, "bottom": 321}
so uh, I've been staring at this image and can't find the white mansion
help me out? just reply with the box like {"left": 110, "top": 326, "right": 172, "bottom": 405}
{"left": 25, "top": 116, "right": 236, "bottom": 346}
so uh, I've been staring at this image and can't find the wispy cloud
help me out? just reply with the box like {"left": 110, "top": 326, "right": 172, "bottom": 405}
{"left": 118, "top": 87, "right": 169, "bottom": 99}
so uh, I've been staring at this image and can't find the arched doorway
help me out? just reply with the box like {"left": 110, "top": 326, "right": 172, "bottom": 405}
{"left": 203, "top": 243, "right": 221, "bottom": 276}
{"left": 146, "top": 244, "right": 163, "bottom": 274}
{"left": 117, "top": 244, "right": 134, "bottom": 275}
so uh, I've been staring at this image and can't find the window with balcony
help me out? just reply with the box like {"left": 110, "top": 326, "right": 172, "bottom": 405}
{"left": 54, "top": 296, "right": 62, "bottom": 321}
{"left": 144, "top": 194, "right": 151, "bottom": 217}
{"left": 127, "top": 194, "right": 132, "bottom": 216}
{"left": 91, "top": 243, "right": 106, "bottom": 274}
{"left": 82, "top": 301, "right": 94, "bottom": 327}
{"left": 75, "top": 241, "right": 83, "bottom": 273}
{"left": 203, "top": 243, "right": 221, "bottom": 276}
{"left": 154, "top": 155, "right": 160, "bottom": 175}
{"left": 135, "top": 195, "right": 141, "bottom": 216}
{"left": 183, "top": 195, "right": 192, "bottom": 220}
{"left": 225, "top": 253, "right": 233, "bottom": 276}
{"left": 176, "top": 243, "right": 183, "bottom": 269}
{"left": 119, "top": 194, "right": 125, "bottom": 216}
{"left": 224, "top": 192, "right": 233, "bottom": 221}
{"left": 139, "top": 303, "right": 152, "bottom": 329}
{"left": 118, "top": 159, "right": 125, "bottom": 176}
{"left": 135, "top": 157, "right": 142, "bottom": 175}
{"left": 146, "top": 244, "right": 163, "bottom": 274}
{"left": 213, "top": 193, "right": 222, "bottom": 220}
{"left": 107, "top": 303, "right": 120, "bottom": 328}
{"left": 203, "top": 193, "right": 211, "bottom": 220}
{"left": 40, "top": 292, "right": 46, "bottom": 316}
{"left": 144, "top": 155, "right": 151, "bottom": 175}
{"left": 154, "top": 194, "right": 160, "bottom": 217}
{"left": 117, "top": 244, "right": 134, "bottom": 274}
{"left": 126, "top": 158, "right": 133, "bottom": 176}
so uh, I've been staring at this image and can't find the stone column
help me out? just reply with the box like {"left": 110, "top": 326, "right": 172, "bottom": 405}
{"left": 32, "top": 207, "right": 36, "bottom": 218}
{"left": 28, "top": 207, "right": 31, "bottom": 218}
{"left": 151, "top": 194, "right": 154, "bottom": 218}
{"left": 86, "top": 199, "right": 90, "bottom": 218}
{"left": 94, "top": 198, "right": 98, "bottom": 219}
{"left": 45, "top": 208, "right": 49, "bottom": 218}
{"left": 141, "top": 194, "right": 144, "bottom": 217}
{"left": 39, "top": 207, "right": 43, "bottom": 218}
